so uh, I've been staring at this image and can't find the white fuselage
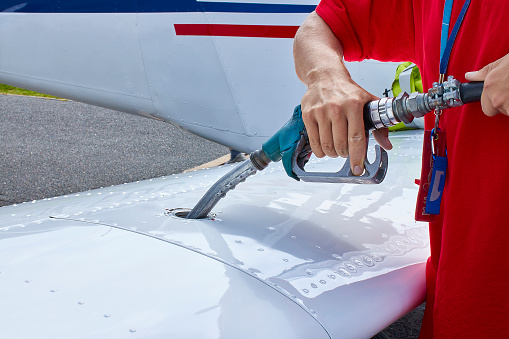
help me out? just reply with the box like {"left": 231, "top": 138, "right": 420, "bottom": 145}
{"left": 0, "top": 1, "right": 399, "bottom": 151}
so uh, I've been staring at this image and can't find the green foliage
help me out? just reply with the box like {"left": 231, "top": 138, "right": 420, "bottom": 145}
{"left": 0, "top": 84, "right": 61, "bottom": 99}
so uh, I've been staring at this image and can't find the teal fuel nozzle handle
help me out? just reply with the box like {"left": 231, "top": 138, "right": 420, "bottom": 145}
{"left": 249, "top": 105, "right": 304, "bottom": 180}
{"left": 261, "top": 105, "right": 305, "bottom": 180}
{"left": 262, "top": 105, "right": 305, "bottom": 162}
{"left": 249, "top": 105, "right": 388, "bottom": 184}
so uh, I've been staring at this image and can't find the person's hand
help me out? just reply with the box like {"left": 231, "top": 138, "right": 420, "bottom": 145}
{"left": 465, "top": 53, "right": 509, "bottom": 116}
{"left": 293, "top": 11, "right": 392, "bottom": 176}
{"left": 301, "top": 72, "right": 392, "bottom": 175}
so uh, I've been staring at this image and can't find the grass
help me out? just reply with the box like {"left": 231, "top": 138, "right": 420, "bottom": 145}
{"left": 0, "top": 84, "right": 61, "bottom": 99}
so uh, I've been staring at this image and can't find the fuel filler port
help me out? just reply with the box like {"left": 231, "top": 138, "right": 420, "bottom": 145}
{"left": 165, "top": 208, "right": 216, "bottom": 220}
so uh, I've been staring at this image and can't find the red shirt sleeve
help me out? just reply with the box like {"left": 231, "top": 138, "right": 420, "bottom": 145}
{"left": 316, "top": 0, "right": 417, "bottom": 63}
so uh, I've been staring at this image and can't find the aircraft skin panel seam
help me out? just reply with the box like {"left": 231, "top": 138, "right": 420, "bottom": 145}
{"left": 176, "top": 119, "right": 270, "bottom": 137}
{"left": 207, "top": 20, "right": 249, "bottom": 137}
{"left": 134, "top": 13, "right": 158, "bottom": 115}
{"left": 0, "top": 70, "right": 152, "bottom": 100}
{"left": 48, "top": 215, "right": 331, "bottom": 338}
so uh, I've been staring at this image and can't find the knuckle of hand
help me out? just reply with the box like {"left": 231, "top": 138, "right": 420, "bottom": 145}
{"left": 321, "top": 142, "right": 335, "bottom": 154}
{"left": 306, "top": 107, "right": 327, "bottom": 122}
{"left": 491, "top": 93, "right": 509, "bottom": 111}
{"left": 329, "top": 101, "right": 343, "bottom": 111}
{"left": 481, "top": 101, "right": 496, "bottom": 116}
{"left": 491, "top": 98, "right": 504, "bottom": 111}
{"left": 302, "top": 108, "right": 316, "bottom": 122}
{"left": 349, "top": 132, "right": 364, "bottom": 144}
{"left": 330, "top": 107, "right": 345, "bottom": 121}
{"left": 309, "top": 137, "right": 320, "bottom": 148}
{"left": 309, "top": 139, "right": 324, "bottom": 156}
{"left": 313, "top": 149, "right": 325, "bottom": 158}
{"left": 483, "top": 76, "right": 496, "bottom": 91}
{"left": 349, "top": 93, "right": 367, "bottom": 106}
{"left": 334, "top": 142, "right": 348, "bottom": 157}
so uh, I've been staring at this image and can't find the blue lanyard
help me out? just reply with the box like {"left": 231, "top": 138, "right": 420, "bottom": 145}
{"left": 427, "top": 0, "right": 471, "bottom": 214}
{"left": 439, "top": 0, "right": 472, "bottom": 76}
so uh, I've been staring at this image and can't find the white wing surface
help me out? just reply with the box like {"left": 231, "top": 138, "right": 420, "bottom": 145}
{"left": 0, "top": 130, "right": 428, "bottom": 338}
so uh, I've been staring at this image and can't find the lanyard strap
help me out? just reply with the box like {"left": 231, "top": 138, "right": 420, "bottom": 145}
{"left": 439, "top": 0, "right": 472, "bottom": 76}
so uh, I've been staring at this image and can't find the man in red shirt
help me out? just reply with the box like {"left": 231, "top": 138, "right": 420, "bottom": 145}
{"left": 293, "top": 1, "right": 509, "bottom": 337}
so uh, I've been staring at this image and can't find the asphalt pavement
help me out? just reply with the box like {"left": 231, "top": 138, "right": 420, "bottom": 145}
{"left": 0, "top": 94, "right": 229, "bottom": 207}
{"left": 0, "top": 94, "right": 424, "bottom": 338}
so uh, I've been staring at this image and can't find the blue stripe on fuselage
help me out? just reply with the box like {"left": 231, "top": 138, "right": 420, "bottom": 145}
{"left": 0, "top": 0, "right": 315, "bottom": 13}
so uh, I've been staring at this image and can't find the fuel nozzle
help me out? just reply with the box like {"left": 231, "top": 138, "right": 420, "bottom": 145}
{"left": 363, "top": 77, "right": 484, "bottom": 131}
{"left": 186, "top": 79, "right": 483, "bottom": 219}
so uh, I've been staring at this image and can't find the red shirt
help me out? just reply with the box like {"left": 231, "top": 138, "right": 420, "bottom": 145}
{"left": 316, "top": 0, "right": 509, "bottom": 337}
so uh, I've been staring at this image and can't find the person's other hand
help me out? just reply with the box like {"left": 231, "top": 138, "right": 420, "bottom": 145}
{"left": 465, "top": 53, "right": 509, "bottom": 116}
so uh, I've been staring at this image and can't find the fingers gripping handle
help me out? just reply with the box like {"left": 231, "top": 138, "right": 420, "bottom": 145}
{"left": 290, "top": 131, "right": 388, "bottom": 184}
{"left": 263, "top": 105, "right": 388, "bottom": 184}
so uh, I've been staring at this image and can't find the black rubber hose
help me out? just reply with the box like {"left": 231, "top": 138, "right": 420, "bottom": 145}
{"left": 363, "top": 101, "right": 376, "bottom": 131}
{"left": 361, "top": 81, "right": 483, "bottom": 132}
{"left": 460, "top": 81, "right": 484, "bottom": 104}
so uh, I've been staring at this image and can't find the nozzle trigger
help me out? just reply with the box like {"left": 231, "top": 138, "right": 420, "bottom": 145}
{"left": 290, "top": 133, "right": 388, "bottom": 184}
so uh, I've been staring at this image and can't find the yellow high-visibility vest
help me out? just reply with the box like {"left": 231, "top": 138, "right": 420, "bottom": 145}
{"left": 389, "top": 62, "right": 425, "bottom": 130}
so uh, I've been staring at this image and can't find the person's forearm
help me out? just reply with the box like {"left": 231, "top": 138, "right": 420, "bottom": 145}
{"left": 292, "top": 11, "right": 392, "bottom": 170}
{"left": 293, "top": 12, "right": 350, "bottom": 86}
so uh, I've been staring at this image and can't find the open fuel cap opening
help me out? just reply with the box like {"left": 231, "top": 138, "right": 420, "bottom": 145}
{"left": 166, "top": 208, "right": 216, "bottom": 220}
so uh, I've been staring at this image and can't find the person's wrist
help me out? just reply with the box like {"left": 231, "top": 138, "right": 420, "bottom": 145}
{"left": 305, "top": 67, "right": 347, "bottom": 87}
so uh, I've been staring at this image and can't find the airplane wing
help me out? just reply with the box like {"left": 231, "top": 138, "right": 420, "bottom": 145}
{"left": 0, "top": 130, "right": 428, "bottom": 338}
{"left": 0, "top": 2, "right": 427, "bottom": 337}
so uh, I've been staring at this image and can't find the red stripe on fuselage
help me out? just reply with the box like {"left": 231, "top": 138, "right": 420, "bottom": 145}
{"left": 174, "top": 24, "right": 299, "bottom": 38}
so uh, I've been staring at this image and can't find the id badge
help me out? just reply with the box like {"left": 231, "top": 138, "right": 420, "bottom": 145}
{"left": 415, "top": 129, "right": 447, "bottom": 222}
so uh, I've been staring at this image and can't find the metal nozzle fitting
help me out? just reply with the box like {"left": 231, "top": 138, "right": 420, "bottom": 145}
{"left": 250, "top": 149, "right": 271, "bottom": 171}
{"left": 391, "top": 92, "right": 432, "bottom": 124}
{"left": 392, "top": 92, "right": 411, "bottom": 124}
{"left": 406, "top": 92, "right": 431, "bottom": 119}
